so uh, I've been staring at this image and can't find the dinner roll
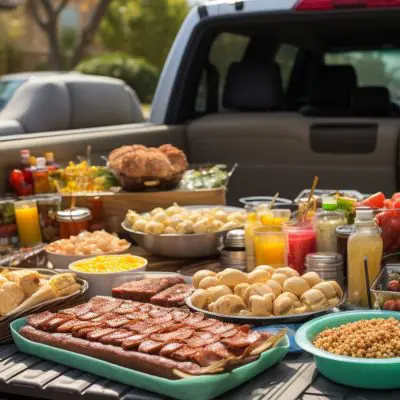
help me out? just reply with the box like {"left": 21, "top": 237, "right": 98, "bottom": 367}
{"left": 300, "top": 289, "right": 328, "bottom": 311}
{"left": 301, "top": 271, "right": 322, "bottom": 288}
{"left": 234, "top": 282, "right": 251, "bottom": 299}
{"left": 206, "top": 285, "right": 232, "bottom": 301}
{"left": 255, "top": 265, "right": 276, "bottom": 275}
{"left": 218, "top": 268, "right": 248, "bottom": 288}
{"left": 277, "top": 292, "right": 302, "bottom": 308}
{"left": 248, "top": 294, "right": 273, "bottom": 316}
{"left": 190, "top": 289, "right": 211, "bottom": 309}
{"left": 210, "top": 294, "right": 245, "bottom": 315}
{"left": 275, "top": 267, "right": 300, "bottom": 277}
{"left": 271, "top": 273, "right": 288, "bottom": 286}
{"left": 283, "top": 277, "right": 310, "bottom": 297}
{"left": 248, "top": 269, "right": 271, "bottom": 284}
{"left": 244, "top": 283, "right": 275, "bottom": 305}
{"left": 313, "top": 282, "right": 336, "bottom": 300}
{"left": 326, "top": 280, "right": 344, "bottom": 299}
{"left": 266, "top": 280, "right": 282, "bottom": 298}
{"left": 273, "top": 295, "right": 295, "bottom": 316}
{"left": 198, "top": 276, "right": 219, "bottom": 290}
{"left": 192, "top": 270, "right": 216, "bottom": 288}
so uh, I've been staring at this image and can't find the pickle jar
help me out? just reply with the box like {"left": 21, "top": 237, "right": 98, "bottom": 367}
{"left": 315, "top": 210, "right": 347, "bottom": 253}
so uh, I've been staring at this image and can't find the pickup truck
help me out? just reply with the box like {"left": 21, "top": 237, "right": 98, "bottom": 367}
{"left": 0, "top": 0, "right": 400, "bottom": 205}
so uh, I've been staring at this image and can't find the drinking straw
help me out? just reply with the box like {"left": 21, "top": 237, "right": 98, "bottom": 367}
{"left": 268, "top": 192, "right": 280, "bottom": 209}
{"left": 363, "top": 257, "right": 373, "bottom": 309}
{"left": 300, "top": 176, "right": 319, "bottom": 222}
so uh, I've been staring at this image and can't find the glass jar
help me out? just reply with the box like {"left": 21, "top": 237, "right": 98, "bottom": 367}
{"left": 0, "top": 199, "right": 18, "bottom": 247}
{"left": 254, "top": 227, "right": 285, "bottom": 267}
{"left": 258, "top": 208, "right": 291, "bottom": 231}
{"left": 56, "top": 207, "right": 91, "bottom": 239}
{"left": 37, "top": 195, "right": 62, "bottom": 243}
{"left": 244, "top": 204, "right": 262, "bottom": 271}
{"left": 14, "top": 199, "right": 42, "bottom": 246}
{"left": 336, "top": 225, "right": 353, "bottom": 279}
{"left": 305, "top": 252, "right": 344, "bottom": 288}
{"left": 283, "top": 220, "right": 316, "bottom": 274}
{"left": 315, "top": 210, "right": 347, "bottom": 252}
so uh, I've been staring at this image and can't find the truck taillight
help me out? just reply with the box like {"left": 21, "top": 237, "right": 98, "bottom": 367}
{"left": 295, "top": 0, "right": 400, "bottom": 10}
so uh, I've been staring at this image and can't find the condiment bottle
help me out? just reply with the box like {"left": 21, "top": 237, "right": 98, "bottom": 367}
{"left": 335, "top": 225, "right": 353, "bottom": 279}
{"left": 347, "top": 209, "right": 383, "bottom": 308}
{"left": 244, "top": 204, "right": 262, "bottom": 271}
{"left": 220, "top": 229, "right": 246, "bottom": 271}
{"left": 45, "top": 152, "right": 59, "bottom": 171}
{"left": 315, "top": 207, "right": 347, "bottom": 252}
{"left": 56, "top": 208, "right": 91, "bottom": 239}
{"left": 20, "top": 149, "right": 33, "bottom": 184}
{"left": 33, "top": 157, "right": 50, "bottom": 194}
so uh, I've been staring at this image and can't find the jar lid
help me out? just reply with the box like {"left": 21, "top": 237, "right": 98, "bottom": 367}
{"left": 305, "top": 252, "right": 343, "bottom": 267}
{"left": 225, "top": 229, "right": 245, "bottom": 248}
{"left": 56, "top": 208, "right": 91, "bottom": 222}
{"left": 335, "top": 225, "right": 354, "bottom": 238}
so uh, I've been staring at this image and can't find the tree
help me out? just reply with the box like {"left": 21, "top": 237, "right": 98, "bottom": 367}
{"left": 27, "top": 0, "right": 112, "bottom": 70}
{"left": 99, "top": 0, "right": 189, "bottom": 71}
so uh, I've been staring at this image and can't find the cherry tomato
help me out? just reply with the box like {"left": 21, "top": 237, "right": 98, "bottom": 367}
{"left": 361, "top": 192, "right": 386, "bottom": 209}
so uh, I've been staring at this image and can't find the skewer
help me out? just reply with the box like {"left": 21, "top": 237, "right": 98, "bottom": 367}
{"left": 300, "top": 176, "right": 319, "bottom": 222}
{"left": 268, "top": 192, "right": 280, "bottom": 209}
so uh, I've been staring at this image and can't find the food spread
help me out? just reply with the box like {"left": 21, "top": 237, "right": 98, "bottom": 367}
{"left": 20, "top": 296, "right": 285, "bottom": 379}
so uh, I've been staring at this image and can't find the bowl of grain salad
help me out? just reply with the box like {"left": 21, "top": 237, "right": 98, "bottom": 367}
{"left": 295, "top": 311, "right": 400, "bottom": 389}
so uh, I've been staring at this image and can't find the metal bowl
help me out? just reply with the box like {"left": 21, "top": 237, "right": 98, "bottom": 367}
{"left": 122, "top": 205, "right": 243, "bottom": 258}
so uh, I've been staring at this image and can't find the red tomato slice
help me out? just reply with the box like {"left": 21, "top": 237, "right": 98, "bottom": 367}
{"left": 361, "top": 192, "right": 386, "bottom": 209}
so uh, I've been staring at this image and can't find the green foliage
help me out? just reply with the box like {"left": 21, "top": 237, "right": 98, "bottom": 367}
{"left": 98, "top": 0, "right": 189, "bottom": 71}
{"left": 75, "top": 52, "right": 159, "bottom": 102}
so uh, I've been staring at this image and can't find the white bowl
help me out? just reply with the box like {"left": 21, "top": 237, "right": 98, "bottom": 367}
{"left": 46, "top": 243, "right": 132, "bottom": 269}
{"left": 68, "top": 254, "right": 147, "bottom": 298}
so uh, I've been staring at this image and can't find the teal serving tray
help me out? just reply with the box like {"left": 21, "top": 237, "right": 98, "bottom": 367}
{"left": 12, "top": 318, "right": 289, "bottom": 400}
{"left": 296, "top": 310, "right": 400, "bottom": 390}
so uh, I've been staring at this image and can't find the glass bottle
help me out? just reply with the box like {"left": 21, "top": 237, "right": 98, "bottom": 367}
{"left": 347, "top": 209, "right": 383, "bottom": 308}
{"left": 315, "top": 207, "right": 347, "bottom": 252}
{"left": 45, "top": 152, "right": 59, "bottom": 171}
{"left": 244, "top": 203, "right": 261, "bottom": 271}
{"left": 33, "top": 157, "right": 50, "bottom": 194}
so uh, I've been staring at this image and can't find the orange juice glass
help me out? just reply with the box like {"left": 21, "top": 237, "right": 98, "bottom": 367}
{"left": 14, "top": 199, "right": 42, "bottom": 246}
{"left": 254, "top": 227, "right": 285, "bottom": 267}
{"left": 258, "top": 208, "right": 291, "bottom": 231}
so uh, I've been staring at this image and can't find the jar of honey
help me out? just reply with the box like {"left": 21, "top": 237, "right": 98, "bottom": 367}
{"left": 56, "top": 208, "right": 91, "bottom": 239}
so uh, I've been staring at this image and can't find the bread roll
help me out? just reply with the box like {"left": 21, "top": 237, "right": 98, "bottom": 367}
{"left": 248, "top": 269, "right": 271, "bottom": 284}
{"left": 0, "top": 282, "right": 24, "bottom": 316}
{"left": 193, "top": 270, "right": 216, "bottom": 288}
{"left": 283, "top": 277, "right": 310, "bottom": 297}
{"left": 313, "top": 282, "right": 336, "bottom": 300}
{"left": 198, "top": 276, "right": 219, "bottom": 289}
{"left": 293, "top": 305, "right": 309, "bottom": 314}
{"left": 248, "top": 294, "right": 273, "bottom": 316}
{"left": 300, "top": 288, "right": 328, "bottom": 311}
{"left": 326, "top": 280, "right": 343, "bottom": 299}
{"left": 244, "top": 283, "right": 274, "bottom": 305}
{"left": 239, "top": 309, "right": 254, "bottom": 316}
{"left": 275, "top": 267, "right": 299, "bottom": 277}
{"left": 255, "top": 265, "right": 276, "bottom": 275}
{"left": 271, "top": 273, "right": 288, "bottom": 286}
{"left": 217, "top": 268, "right": 248, "bottom": 288}
{"left": 210, "top": 294, "right": 245, "bottom": 315}
{"left": 190, "top": 289, "right": 211, "bottom": 309}
{"left": 234, "top": 282, "right": 251, "bottom": 299}
{"left": 273, "top": 295, "right": 295, "bottom": 316}
{"left": 266, "top": 280, "right": 282, "bottom": 298}
{"left": 301, "top": 271, "right": 322, "bottom": 288}
{"left": 277, "top": 292, "right": 302, "bottom": 307}
{"left": 206, "top": 285, "right": 232, "bottom": 301}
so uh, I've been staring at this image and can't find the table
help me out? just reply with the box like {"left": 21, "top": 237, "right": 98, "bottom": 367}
{"left": 0, "top": 345, "right": 397, "bottom": 400}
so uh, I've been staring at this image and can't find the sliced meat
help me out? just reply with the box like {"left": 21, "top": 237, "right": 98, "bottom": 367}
{"left": 186, "top": 318, "right": 218, "bottom": 329}
{"left": 113, "top": 302, "right": 141, "bottom": 315}
{"left": 222, "top": 331, "right": 262, "bottom": 349}
{"left": 92, "top": 313, "right": 118, "bottom": 322}
{"left": 171, "top": 309, "right": 190, "bottom": 322}
{"left": 190, "top": 348, "right": 224, "bottom": 367}
{"left": 122, "top": 334, "right": 150, "bottom": 350}
{"left": 203, "top": 323, "right": 235, "bottom": 335}
{"left": 148, "top": 308, "right": 172, "bottom": 319}
{"left": 186, "top": 332, "right": 219, "bottom": 348}
{"left": 125, "top": 312, "right": 149, "bottom": 321}
{"left": 159, "top": 342, "right": 184, "bottom": 358}
{"left": 220, "top": 328, "right": 239, "bottom": 339}
{"left": 77, "top": 312, "right": 99, "bottom": 321}
{"left": 100, "top": 330, "right": 132, "bottom": 345}
{"left": 204, "top": 341, "right": 233, "bottom": 359}
{"left": 57, "top": 319, "right": 95, "bottom": 334}
{"left": 142, "top": 321, "right": 175, "bottom": 335}
{"left": 150, "top": 327, "right": 194, "bottom": 343}
{"left": 94, "top": 299, "right": 123, "bottom": 314}
{"left": 124, "top": 320, "right": 154, "bottom": 332}
{"left": 171, "top": 345, "right": 198, "bottom": 361}
{"left": 60, "top": 303, "right": 92, "bottom": 317}
{"left": 73, "top": 326, "right": 100, "bottom": 338}
{"left": 150, "top": 284, "right": 193, "bottom": 307}
{"left": 138, "top": 340, "right": 165, "bottom": 354}
{"left": 88, "top": 296, "right": 118, "bottom": 312}
{"left": 28, "top": 312, "right": 54, "bottom": 329}
{"left": 39, "top": 314, "right": 74, "bottom": 331}
{"left": 86, "top": 328, "right": 115, "bottom": 341}
{"left": 149, "top": 314, "right": 173, "bottom": 325}
{"left": 184, "top": 312, "right": 205, "bottom": 325}
{"left": 70, "top": 321, "right": 101, "bottom": 333}
{"left": 105, "top": 317, "right": 130, "bottom": 329}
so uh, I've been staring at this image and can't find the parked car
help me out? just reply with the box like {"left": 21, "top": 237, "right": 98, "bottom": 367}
{"left": 0, "top": 0, "right": 399, "bottom": 204}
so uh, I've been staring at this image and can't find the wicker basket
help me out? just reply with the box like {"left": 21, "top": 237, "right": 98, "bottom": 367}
{"left": 0, "top": 268, "right": 88, "bottom": 344}
{"left": 114, "top": 172, "right": 184, "bottom": 191}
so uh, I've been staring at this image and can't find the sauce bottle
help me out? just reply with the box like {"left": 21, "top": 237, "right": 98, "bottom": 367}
{"left": 20, "top": 149, "right": 33, "bottom": 185}
{"left": 347, "top": 209, "right": 383, "bottom": 308}
{"left": 45, "top": 152, "right": 59, "bottom": 171}
{"left": 33, "top": 157, "right": 50, "bottom": 194}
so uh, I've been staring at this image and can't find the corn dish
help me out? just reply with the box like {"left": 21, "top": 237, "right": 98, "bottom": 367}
{"left": 71, "top": 254, "right": 146, "bottom": 274}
